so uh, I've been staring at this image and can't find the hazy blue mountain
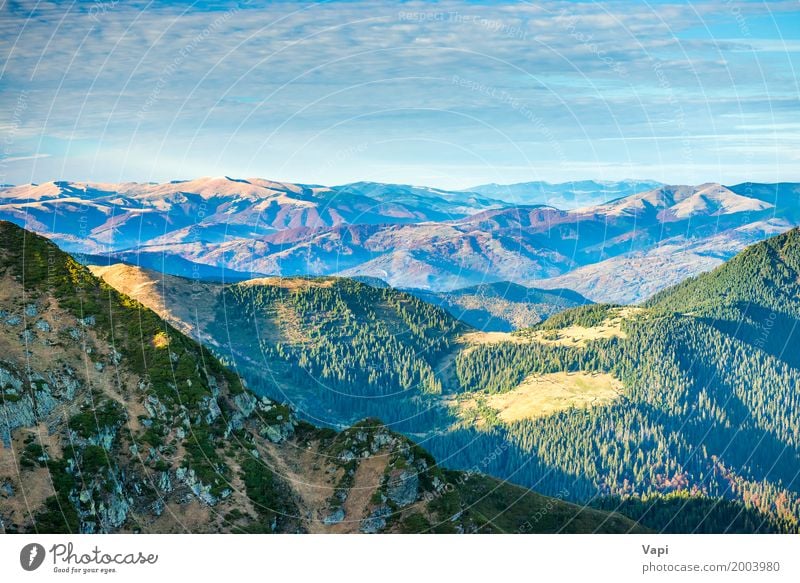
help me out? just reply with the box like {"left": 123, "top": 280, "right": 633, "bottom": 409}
{"left": 467, "top": 179, "right": 663, "bottom": 208}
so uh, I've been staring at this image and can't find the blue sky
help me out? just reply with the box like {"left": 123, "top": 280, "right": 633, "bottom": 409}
{"left": 1, "top": 0, "right": 798, "bottom": 189}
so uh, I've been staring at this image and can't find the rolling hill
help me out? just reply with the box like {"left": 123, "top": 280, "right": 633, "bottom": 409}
{"left": 409, "top": 282, "right": 591, "bottom": 332}
{"left": 4, "top": 178, "right": 800, "bottom": 301}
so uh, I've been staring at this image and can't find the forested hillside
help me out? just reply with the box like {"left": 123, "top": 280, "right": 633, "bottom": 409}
{"left": 87, "top": 229, "right": 800, "bottom": 533}
{"left": 210, "top": 277, "right": 466, "bottom": 429}
{"left": 409, "top": 282, "right": 590, "bottom": 331}
{"left": 442, "top": 229, "right": 800, "bottom": 532}
{"left": 0, "top": 221, "right": 639, "bottom": 534}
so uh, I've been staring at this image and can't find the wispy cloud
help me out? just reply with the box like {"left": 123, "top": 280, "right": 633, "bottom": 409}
{"left": 0, "top": 0, "right": 797, "bottom": 187}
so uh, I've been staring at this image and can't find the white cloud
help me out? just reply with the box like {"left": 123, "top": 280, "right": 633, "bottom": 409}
{"left": 0, "top": 0, "right": 797, "bottom": 186}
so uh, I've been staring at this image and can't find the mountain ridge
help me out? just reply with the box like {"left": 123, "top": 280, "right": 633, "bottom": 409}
{"left": 3, "top": 177, "right": 800, "bottom": 301}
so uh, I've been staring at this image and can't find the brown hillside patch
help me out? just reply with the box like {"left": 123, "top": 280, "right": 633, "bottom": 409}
{"left": 524, "top": 306, "right": 646, "bottom": 347}
{"left": 458, "top": 371, "right": 623, "bottom": 423}
{"left": 328, "top": 455, "right": 387, "bottom": 534}
{"left": 88, "top": 263, "right": 220, "bottom": 342}
{"left": 239, "top": 277, "right": 336, "bottom": 290}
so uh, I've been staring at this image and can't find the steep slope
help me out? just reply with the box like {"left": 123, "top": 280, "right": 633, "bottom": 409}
{"left": 447, "top": 231, "right": 800, "bottom": 532}
{"left": 410, "top": 282, "right": 591, "bottom": 332}
{"left": 647, "top": 226, "right": 800, "bottom": 318}
{"left": 645, "top": 226, "right": 800, "bottom": 366}
{"left": 89, "top": 264, "right": 467, "bottom": 429}
{"left": 2, "top": 222, "right": 644, "bottom": 534}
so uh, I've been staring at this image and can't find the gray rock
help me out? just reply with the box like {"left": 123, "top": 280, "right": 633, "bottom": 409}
{"left": 370, "top": 431, "right": 393, "bottom": 453}
{"left": 338, "top": 449, "right": 356, "bottom": 463}
{"left": 387, "top": 470, "right": 419, "bottom": 506}
{"left": 260, "top": 421, "right": 294, "bottom": 444}
{"left": 156, "top": 471, "right": 172, "bottom": 493}
{"left": 0, "top": 480, "right": 14, "bottom": 498}
{"left": 232, "top": 392, "right": 257, "bottom": 417}
{"left": 144, "top": 395, "right": 167, "bottom": 419}
{"left": 260, "top": 424, "right": 283, "bottom": 443}
{"left": 360, "top": 506, "right": 392, "bottom": 533}
{"left": 0, "top": 385, "right": 60, "bottom": 446}
{"left": 96, "top": 490, "right": 131, "bottom": 532}
{"left": 87, "top": 426, "right": 117, "bottom": 450}
{"left": 0, "top": 366, "right": 23, "bottom": 392}
{"left": 201, "top": 395, "right": 222, "bottom": 424}
{"left": 176, "top": 466, "right": 218, "bottom": 506}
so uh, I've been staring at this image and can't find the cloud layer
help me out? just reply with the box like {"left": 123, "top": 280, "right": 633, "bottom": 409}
{"left": 1, "top": 0, "right": 798, "bottom": 187}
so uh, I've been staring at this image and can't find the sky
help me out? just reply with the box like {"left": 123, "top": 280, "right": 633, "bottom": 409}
{"left": 1, "top": 0, "right": 799, "bottom": 189}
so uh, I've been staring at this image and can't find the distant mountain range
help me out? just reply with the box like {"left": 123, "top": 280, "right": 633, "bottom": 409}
{"left": 467, "top": 179, "right": 663, "bottom": 208}
{"left": 2, "top": 177, "right": 799, "bottom": 302}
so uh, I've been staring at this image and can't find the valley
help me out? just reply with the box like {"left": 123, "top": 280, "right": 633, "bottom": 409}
{"left": 80, "top": 227, "right": 800, "bottom": 534}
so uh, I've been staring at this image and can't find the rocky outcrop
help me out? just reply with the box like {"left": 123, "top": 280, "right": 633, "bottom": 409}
{"left": 387, "top": 469, "right": 420, "bottom": 506}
